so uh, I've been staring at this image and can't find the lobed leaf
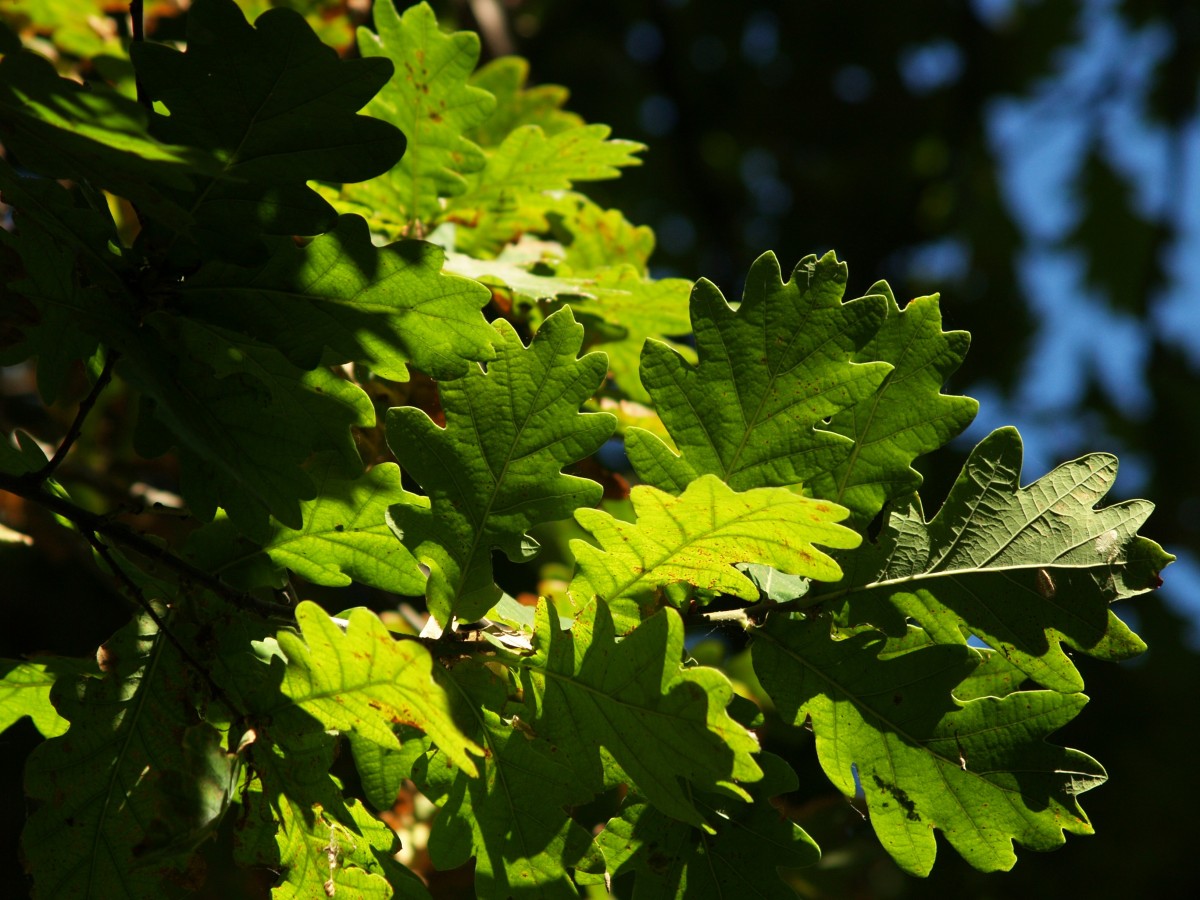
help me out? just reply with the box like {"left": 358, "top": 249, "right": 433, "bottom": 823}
{"left": 414, "top": 660, "right": 600, "bottom": 899}
{"left": 386, "top": 306, "right": 615, "bottom": 624}
{"left": 131, "top": 0, "right": 405, "bottom": 260}
{"left": 235, "top": 707, "right": 429, "bottom": 900}
{"left": 805, "top": 284, "right": 978, "bottom": 523}
{"left": 519, "top": 599, "right": 763, "bottom": 830}
{"left": 343, "top": 1, "right": 495, "bottom": 228}
{"left": 467, "top": 55, "right": 582, "bottom": 147}
{"left": 276, "top": 602, "right": 483, "bottom": 776}
{"left": 752, "top": 616, "right": 1106, "bottom": 875}
{"left": 0, "top": 659, "right": 88, "bottom": 738}
{"left": 448, "top": 123, "right": 645, "bottom": 255}
{"left": 256, "top": 459, "right": 427, "bottom": 594}
{"left": 176, "top": 215, "right": 498, "bottom": 382}
{"left": 626, "top": 251, "right": 892, "bottom": 493}
{"left": 570, "top": 474, "right": 861, "bottom": 632}
{"left": 0, "top": 40, "right": 210, "bottom": 228}
{"left": 189, "top": 457, "right": 428, "bottom": 595}
{"left": 591, "top": 753, "right": 819, "bottom": 899}
{"left": 22, "top": 612, "right": 235, "bottom": 899}
{"left": 830, "top": 427, "right": 1171, "bottom": 691}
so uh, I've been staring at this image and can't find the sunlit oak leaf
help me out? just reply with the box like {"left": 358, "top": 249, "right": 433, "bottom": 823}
{"left": 176, "top": 215, "right": 497, "bottom": 382}
{"left": 625, "top": 251, "right": 891, "bottom": 493}
{"left": 236, "top": 707, "right": 430, "bottom": 900}
{"left": 259, "top": 459, "right": 426, "bottom": 594}
{"left": 0, "top": 659, "right": 91, "bottom": 738}
{"left": 448, "top": 123, "right": 645, "bottom": 256}
{"left": 130, "top": 0, "right": 405, "bottom": 259}
{"left": 413, "top": 660, "right": 600, "bottom": 899}
{"left": 387, "top": 307, "right": 615, "bottom": 625}
{"left": 467, "top": 55, "right": 582, "bottom": 147}
{"left": 570, "top": 475, "right": 860, "bottom": 631}
{"left": 826, "top": 427, "right": 1171, "bottom": 692}
{"left": 806, "top": 283, "right": 978, "bottom": 523}
{"left": 752, "top": 616, "right": 1106, "bottom": 876}
{"left": 188, "top": 456, "right": 427, "bottom": 595}
{"left": 519, "top": 599, "right": 763, "bottom": 830}
{"left": 277, "top": 602, "right": 483, "bottom": 776}
{"left": 552, "top": 195, "right": 656, "bottom": 274}
{"left": 591, "top": 753, "right": 819, "bottom": 898}
{"left": 342, "top": 0, "right": 495, "bottom": 227}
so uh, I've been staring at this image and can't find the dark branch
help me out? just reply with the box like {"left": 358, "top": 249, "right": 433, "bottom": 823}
{"left": 25, "top": 351, "right": 120, "bottom": 487}
{"left": 0, "top": 472, "right": 294, "bottom": 618}
{"left": 85, "top": 531, "right": 247, "bottom": 720}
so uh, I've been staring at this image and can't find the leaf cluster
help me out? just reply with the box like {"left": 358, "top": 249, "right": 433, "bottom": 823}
{"left": 0, "top": 2, "right": 1173, "bottom": 898}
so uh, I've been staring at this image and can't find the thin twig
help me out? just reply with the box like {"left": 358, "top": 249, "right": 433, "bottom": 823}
{"left": 0, "top": 472, "right": 294, "bottom": 618}
{"left": 130, "top": 1, "right": 152, "bottom": 113}
{"left": 85, "top": 531, "right": 246, "bottom": 720}
{"left": 26, "top": 351, "right": 120, "bottom": 487}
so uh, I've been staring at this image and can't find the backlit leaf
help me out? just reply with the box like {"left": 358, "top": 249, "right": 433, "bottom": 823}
{"left": 276, "top": 602, "right": 483, "bottom": 776}
{"left": 805, "top": 284, "right": 978, "bottom": 523}
{"left": 519, "top": 599, "right": 763, "bottom": 830}
{"left": 570, "top": 474, "right": 860, "bottom": 631}
{"left": 176, "top": 215, "right": 498, "bottom": 382}
{"left": 341, "top": 1, "right": 495, "bottom": 229}
{"left": 829, "top": 427, "right": 1171, "bottom": 692}
{"left": 626, "top": 251, "right": 892, "bottom": 493}
{"left": 386, "top": 306, "right": 615, "bottom": 624}
{"left": 752, "top": 616, "right": 1106, "bottom": 875}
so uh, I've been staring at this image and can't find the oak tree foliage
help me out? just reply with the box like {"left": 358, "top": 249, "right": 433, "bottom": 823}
{"left": 0, "top": 1, "right": 1173, "bottom": 897}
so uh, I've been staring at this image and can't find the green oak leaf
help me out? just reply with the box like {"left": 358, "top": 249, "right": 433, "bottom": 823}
{"left": 175, "top": 216, "right": 497, "bottom": 382}
{"left": 236, "top": 707, "right": 430, "bottom": 900}
{"left": 551, "top": 195, "right": 656, "bottom": 274}
{"left": 413, "top": 660, "right": 600, "bottom": 899}
{"left": 188, "top": 457, "right": 427, "bottom": 595}
{"left": 752, "top": 616, "right": 1106, "bottom": 875}
{"left": 442, "top": 246, "right": 692, "bottom": 401}
{"left": 340, "top": 0, "right": 495, "bottom": 229}
{"left": 21, "top": 611, "right": 236, "bottom": 899}
{"left": 126, "top": 318, "right": 329, "bottom": 534}
{"left": 0, "top": 41, "right": 210, "bottom": 228}
{"left": 386, "top": 306, "right": 615, "bottom": 624}
{"left": 555, "top": 265, "right": 694, "bottom": 402}
{"left": 276, "top": 602, "right": 483, "bottom": 776}
{"left": 0, "top": 177, "right": 113, "bottom": 403}
{"left": 591, "top": 753, "right": 819, "bottom": 899}
{"left": 625, "top": 251, "right": 892, "bottom": 493}
{"left": 255, "top": 459, "right": 426, "bottom": 594}
{"left": 130, "top": 0, "right": 405, "bottom": 259}
{"left": 828, "top": 426, "right": 1171, "bottom": 692}
{"left": 805, "top": 284, "right": 978, "bottom": 523}
{"left": 570, "top": 475, "right": 860, "bottom": 632}
{"left": 449, "top": 122, "right": 645, "bottom": 256}
{"left": 467, "top": 55, "right": 582, "bottom": 147}
{"left": 0, "top": 658, "right": 93, "bottom": 738}
{"left": 518, "top": 599, "right": 763, "bottom": 830}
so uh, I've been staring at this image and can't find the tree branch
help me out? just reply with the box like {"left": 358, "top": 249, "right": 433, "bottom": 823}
{"left": 24, "top": 351, "right": 119, "bottom": 487}
{"left": 0, "top": 472, "right": 294, "bottom": 618}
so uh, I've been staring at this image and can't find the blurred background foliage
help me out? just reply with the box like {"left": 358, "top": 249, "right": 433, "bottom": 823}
{"left": 1, "top": 1, "right": 1198, "bottom": 897}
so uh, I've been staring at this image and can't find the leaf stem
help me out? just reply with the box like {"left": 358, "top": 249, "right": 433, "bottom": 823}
{"left": 24, "top": 350, "right": 120, "bottom": 488}
{"left": 0, "top": 472, "right": 294, "bottom": 618}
